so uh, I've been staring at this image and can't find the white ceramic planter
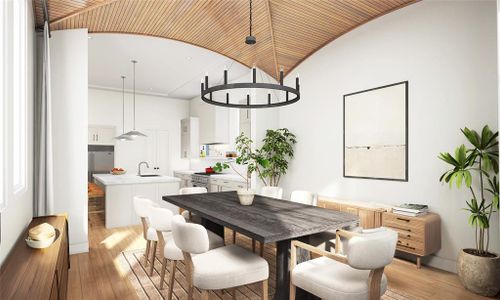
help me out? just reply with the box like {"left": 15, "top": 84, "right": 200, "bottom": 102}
{"left": 237, "top": 188, "right": 256, "bottom": 205}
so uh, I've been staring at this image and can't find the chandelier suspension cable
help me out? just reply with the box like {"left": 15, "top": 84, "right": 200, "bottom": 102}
{"left": 249, "top": 0, "right": 252, "bottom": 37}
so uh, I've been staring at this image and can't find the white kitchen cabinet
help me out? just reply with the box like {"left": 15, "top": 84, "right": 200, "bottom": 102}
{"left": 209, "top": 177, "right": 246, "bottom": 192}
{"left": 88, "top": 125, "right": 116, "bottom": 145}
{"left": 239, "top": 107, "right": 251, "bottom": 137}
{"left": 181, "top": 117, "right": 199, "bottom": 158}
{"left": 190, "top": 97, "right": 229, "bottom": 144}
{"left": 141, "top": 129, "right": 170, "bottom": 175}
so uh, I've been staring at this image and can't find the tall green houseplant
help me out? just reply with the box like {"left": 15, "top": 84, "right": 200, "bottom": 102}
{"left": 259, "top": 128, "right": 297, "bottom": 186}
{"left": 438, "top": 125, "right": 499, "bottom": 256}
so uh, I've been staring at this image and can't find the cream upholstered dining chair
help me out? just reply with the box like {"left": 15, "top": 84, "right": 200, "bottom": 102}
{"left": 290, "top": 190, "right": 317, "bottom": 206}
{"left": 148, "top": 207, "right": 224, "bottom": 299}
{"left": 290, "top": 228, "right": 398, "bottom": 300}
{"left": 133, "top": 196, "right": 159, "bottom": 267}
{"left": 171, "top": 215, "right": 269, "bottom": 300}
{"left": 260, "top": 186, "right": 283, "bottom": 199}
{"left": 179, "top": 187, "right": 208, "bottom": 222}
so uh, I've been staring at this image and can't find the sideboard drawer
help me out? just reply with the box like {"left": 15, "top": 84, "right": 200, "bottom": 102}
{"left": 383, "top": 213, "right": 423, "bottom": 231}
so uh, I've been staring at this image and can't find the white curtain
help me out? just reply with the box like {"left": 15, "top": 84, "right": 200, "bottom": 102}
{"left": 34, "top": 21, "right": 53, "bottom": 216}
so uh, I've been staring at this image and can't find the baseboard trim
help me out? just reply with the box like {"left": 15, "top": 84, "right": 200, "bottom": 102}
{"left": 395, "top": 252, "right": 457, "bottom": 273}
{"left": 70, "top": 242, "right": 89, "bottom": 254}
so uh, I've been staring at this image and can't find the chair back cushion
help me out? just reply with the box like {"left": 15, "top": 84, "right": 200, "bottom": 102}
{"left": 149, "top": 207, "right": 174, "bottom": 232}
{"left": 260, "top": 186, "right": 283, "bottom": 199}
{"left": 290, "top": 190, "right": 316, "bottom": 206}
{"left": 133, "top": 196, "right": 156, "bottom": 218}
{"left": 179, "top": 187, "right": 208, "bottom": 194}
{"left": 346, "top": 228, "right": 397, "bottom": 270}
{"left": 171, "top": 215, "right": 209, "bottom": 254}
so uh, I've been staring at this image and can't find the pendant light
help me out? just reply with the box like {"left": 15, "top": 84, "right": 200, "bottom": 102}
{"left": 115, "top": 75, "right": 133, "bottom": 141}
{"left": 123, "top": 60, "right": 147, "bottom": 138}
{"left": 200, "top": 0, "right": 300, "bottom": 109}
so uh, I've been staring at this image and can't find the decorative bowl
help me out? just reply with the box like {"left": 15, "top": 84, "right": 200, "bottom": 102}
{"left": 111, "top": 170, "right": 126, "bottom": 175}
{"left": 25, "top": 233, "right": 56, "bottom": 249}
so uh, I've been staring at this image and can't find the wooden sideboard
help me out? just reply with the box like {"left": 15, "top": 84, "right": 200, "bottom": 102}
{"left": 0, "top": 215, "right": 69, "bottom": 300}
{"left": 382, "top": 211, "right": 441, "bottom": 268}
{"left": 317, "top": 197, "right": 387, "bottom": 229}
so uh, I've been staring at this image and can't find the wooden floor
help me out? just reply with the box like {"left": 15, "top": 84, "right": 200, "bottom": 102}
{"left": 67, "top": 213, "right": 497, "bottom": 300}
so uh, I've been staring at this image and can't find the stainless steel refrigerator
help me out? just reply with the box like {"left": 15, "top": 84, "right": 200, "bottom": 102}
{"left": 88, "top": 145, "right": 114, "bottom": 182}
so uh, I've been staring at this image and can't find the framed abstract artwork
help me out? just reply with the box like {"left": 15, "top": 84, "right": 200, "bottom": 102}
{"left": 343, "top": 81, "right": 408, "bottom": 181}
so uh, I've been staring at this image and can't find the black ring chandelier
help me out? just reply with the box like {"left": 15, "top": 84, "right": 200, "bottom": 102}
{"left": 200, "top": 0, "right": 300, "bottom": 109}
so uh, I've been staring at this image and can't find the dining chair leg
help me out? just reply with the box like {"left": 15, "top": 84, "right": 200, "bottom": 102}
{"left": 167, "top": 260, "right": 177, "bottom": 300}
{"left": 289, "top": 281, "right": 296, "bottom": 300}
{"left": 252, "top": 239, "right": 256, "bottom": 253}
{"left": 232, "top": 231, "right": 236, "bottom": 244}
{"left": 201, "top": 290, "right": 210, "bottom": 300}
{"left": 262, "top": 279, "right": 268, "bottom": 300}
{"left": 144, "top": 240, "right": 151, "bottom": 266}
{"left": 159, "top": 258, "right": 167, "bottom": 289}
{"left": 259, "top": 241, "right": 264, "bottom": 257}
{"left": 149, "top": 241, "right": 157, "bottom": 276}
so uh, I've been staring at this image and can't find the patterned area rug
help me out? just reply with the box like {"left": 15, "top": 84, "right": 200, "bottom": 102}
{"left": 119, "top": 248, "right": 414, "bottom": 300}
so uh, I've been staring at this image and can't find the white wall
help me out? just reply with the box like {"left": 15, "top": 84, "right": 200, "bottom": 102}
{"left": 50, "top": 29, "right": 89, "bottom": 254}
{"left": 278, "top": 1, "right": 498, "bottom": 272}
{"left": 88, "top": 88, "right": 190, "bottom": 173}
{"left": 0, "top": 0, "right": 35, "bottom": 265}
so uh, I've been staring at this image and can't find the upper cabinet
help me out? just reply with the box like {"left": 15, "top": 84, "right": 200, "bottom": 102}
{"left": 181, "top": 117, "right": 199, "bottom": 158}
{"left": 88, "top": 125, "right": 115, "bottom": 145}
{"left": 190, "top": 97, "right": 229, "bottom": 144}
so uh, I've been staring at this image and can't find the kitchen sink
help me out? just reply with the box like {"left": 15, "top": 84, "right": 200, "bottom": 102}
{"left": 138, "top": 174, "right": 161, "bottom": 177}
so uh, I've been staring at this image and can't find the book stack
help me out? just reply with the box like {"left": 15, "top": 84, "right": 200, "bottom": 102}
{"left": 393, "top": 203, "right": 428, "bottom": 217}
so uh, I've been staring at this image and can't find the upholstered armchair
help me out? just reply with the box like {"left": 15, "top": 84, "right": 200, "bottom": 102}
{"left": 290, "top": 228, "right": 397, "bottom": 300}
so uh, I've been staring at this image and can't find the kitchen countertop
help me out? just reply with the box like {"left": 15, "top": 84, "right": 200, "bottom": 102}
{"left": 93, "top": 174, "right": 181, "bottom": 186}
{"left": 211, "top": 174, "right": 246, "bottom": 183}
{"left": 173, "top": 170, "right": 197, "bottom": 175}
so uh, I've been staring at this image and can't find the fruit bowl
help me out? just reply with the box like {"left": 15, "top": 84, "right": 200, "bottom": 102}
{"left": 111, "top": 168, "right": 126, "bottom": 175}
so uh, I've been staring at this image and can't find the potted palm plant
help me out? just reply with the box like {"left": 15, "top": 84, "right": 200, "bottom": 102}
{"left": 438, "top": 125, "right": 499, "bottom": 297}
{"left": 214, "top": 133, "right": 268, "bottom": 205}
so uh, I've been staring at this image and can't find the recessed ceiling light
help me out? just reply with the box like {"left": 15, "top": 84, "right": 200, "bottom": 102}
{"left": 149, "top": 87, "right": 153, "bottom": 90}
{"left": 186, "top": 56, "right": 192, "bottom": 60}
{"left": 88, "top": 36, "right": 92, "bottom": 39}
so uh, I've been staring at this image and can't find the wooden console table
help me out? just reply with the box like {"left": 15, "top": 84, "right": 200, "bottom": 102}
{"left": 0, "top": 215, "right": 69, "bottom": 300}
{"left": 382, "top": 211, "right": 441, "bottom": 268}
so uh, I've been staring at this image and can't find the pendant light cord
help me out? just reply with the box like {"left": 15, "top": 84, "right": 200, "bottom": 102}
{"left": 121, "top": 76, "right": 126, "bottom": 133}
{"left": 249, "top": 0, "right": 253, "bottom": 36}
{"left": 132, "top": 60, "right": 136, "bottom": 130}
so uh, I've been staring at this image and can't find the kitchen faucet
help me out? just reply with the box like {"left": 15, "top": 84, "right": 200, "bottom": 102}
{"left": 138, "top": 161, "right": 149, "bottom": 176}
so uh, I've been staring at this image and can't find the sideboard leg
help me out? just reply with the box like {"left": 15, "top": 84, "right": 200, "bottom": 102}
{"left": 416, "top": 257, "right": 421, "bottom": 269}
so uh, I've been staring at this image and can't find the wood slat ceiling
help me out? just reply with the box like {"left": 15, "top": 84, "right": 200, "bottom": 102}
{"left": 33, "top": 0, "right": 417, "bottom": 79}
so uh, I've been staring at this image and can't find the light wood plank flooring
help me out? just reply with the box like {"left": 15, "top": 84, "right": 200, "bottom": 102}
{"left": 68, "top": 213, "right": 497, "bottom": 299}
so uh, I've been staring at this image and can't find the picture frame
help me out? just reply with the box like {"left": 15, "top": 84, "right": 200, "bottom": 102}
{"left": 343, "top": 81, "right": 408, "bottom": 181}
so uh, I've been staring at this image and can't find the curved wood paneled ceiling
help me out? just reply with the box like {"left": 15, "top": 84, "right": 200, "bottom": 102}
{"left": 34, "top": 0, "right": 417, "bottom": 79}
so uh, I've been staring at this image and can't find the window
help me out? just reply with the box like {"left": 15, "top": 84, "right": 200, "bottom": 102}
{"left": 0, "top": 0, "right": 5, "bottom": 212}
{"left": 12, "top": 0, "right": 27, "bottom": 193}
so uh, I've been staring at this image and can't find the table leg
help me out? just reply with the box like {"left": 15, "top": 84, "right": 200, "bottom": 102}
{"left": 200, "top": 218, "right": 225, "bottom": 239}
{"left": 274, "top": 239, "right": 291, "bottom": 300}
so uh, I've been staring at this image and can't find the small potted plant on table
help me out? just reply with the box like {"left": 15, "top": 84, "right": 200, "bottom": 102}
{"left": 438, "top": 125, "right": 499, "bottom": 297}
{"left": 214, "top": 133, "right": 268, "bottom": 205}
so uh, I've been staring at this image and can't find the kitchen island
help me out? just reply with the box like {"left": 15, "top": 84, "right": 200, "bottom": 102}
{"left": 93, "top": 174, "right": 180, "bottom": 228}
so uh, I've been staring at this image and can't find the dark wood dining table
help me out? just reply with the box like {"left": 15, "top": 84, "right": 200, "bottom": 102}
{"left": 163, "top": 191, "right": 359, "bottom": 300}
